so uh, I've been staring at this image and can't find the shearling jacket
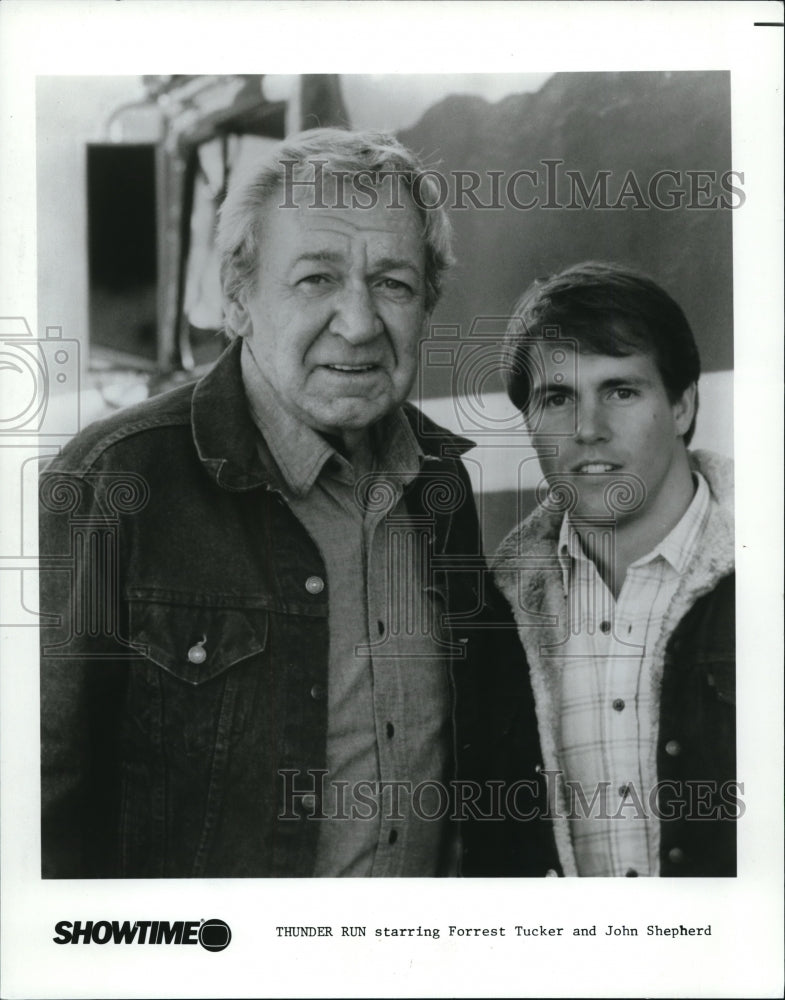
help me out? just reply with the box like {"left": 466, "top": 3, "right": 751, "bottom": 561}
{"left": 492, "top": 451, "right": 737, "bottom": 877}
{"left": 39, "top": 340, "right": 554, "bottom": 878}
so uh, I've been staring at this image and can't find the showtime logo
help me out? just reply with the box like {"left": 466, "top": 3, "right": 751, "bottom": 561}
{"left": 53, "top": 919, "right": 231, "bottom": 952}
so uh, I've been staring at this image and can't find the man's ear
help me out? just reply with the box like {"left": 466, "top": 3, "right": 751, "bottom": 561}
{"left": 225, "top": 299, "right": 253, "bottom": 338}
{"left": 673, "top": 382, "right": 698, "bottom": 437}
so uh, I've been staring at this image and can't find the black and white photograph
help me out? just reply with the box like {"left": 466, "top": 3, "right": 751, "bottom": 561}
{"left": 0, "top": 2, "right": 782, "bottom": 998}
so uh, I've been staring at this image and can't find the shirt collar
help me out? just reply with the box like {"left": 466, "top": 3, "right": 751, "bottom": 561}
{"left": 240, "top": 340, "right": 425, "bottom": 497}
{"left": 557, "top": 470, "right": 711, "bottom": 589}
{"left": 635, "top": 470, "right": 710, "bottom": 574}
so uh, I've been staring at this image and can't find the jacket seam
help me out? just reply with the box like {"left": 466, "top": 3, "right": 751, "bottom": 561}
{"left": 59, "top": 414, "right": 193, "bottom": 474}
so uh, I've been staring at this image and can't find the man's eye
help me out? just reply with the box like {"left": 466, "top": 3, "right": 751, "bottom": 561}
{"left": 299, "top": 274, "right": 330, "bottom": 287}
{"left": 610, "top": 387, "right": 637, "bottom": 401}
{"left": 544, "top": 393, "right": 570, "bottom": 408}
{"left": 376, "top": 277, "right": 413, "bottom": 296}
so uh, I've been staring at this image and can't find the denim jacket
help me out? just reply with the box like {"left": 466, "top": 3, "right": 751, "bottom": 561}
{"left": 40, "top": 341, "right": 557, "bottom": 878}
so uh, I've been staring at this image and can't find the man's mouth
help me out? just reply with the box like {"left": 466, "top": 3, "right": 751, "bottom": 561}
{"left": 323, "top": 363, "right": 377, "bottom": 373}
{"left": 573, "top": 462, "right": 622, "bottom": 474}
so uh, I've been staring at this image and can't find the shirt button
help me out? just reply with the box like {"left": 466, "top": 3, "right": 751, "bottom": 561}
{"left": 386, "top": 722, "right": 395, "bottom": 738}
{"left": 665, "top": 739, "right": 682, "bottom": 757}
{"left": 618, "top": 783, "right": 630, "bottom": 798}
{"left": 305, "top": 575, "right": 324, "bottom": 595}
{"left": 612, "top": 698, "right": 625, "bottom": 712}
{"left": 625, "top": 868, "right": 639, "bottom": 877}
{"left": 377, "top": 620, "right": 385, "bottom": 636}
{"left": 668, "top": 847, "right": 685, "bottom": 864}
{"left": 388, "top": 829, "right": 398, "bottom": 845}
{"left": 600, "top": 620, "right": 611, "bottom": 634}
{"left": 187, "top": 639, "right": 207, "bottom": 664}
{"left": 310, "top": 684, "right": 326, "bottom": 701}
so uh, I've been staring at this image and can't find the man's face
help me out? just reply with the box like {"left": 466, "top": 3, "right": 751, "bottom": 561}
{"left": 526, "top": 346, "right": 695, "bottom": 530}
{"left": 236, "top": 182, "right": 428, "bottom": 452}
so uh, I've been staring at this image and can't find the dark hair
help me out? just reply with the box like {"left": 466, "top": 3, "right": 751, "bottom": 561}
{"left": 503, "top": 261, "right": 701, "bottom": 444}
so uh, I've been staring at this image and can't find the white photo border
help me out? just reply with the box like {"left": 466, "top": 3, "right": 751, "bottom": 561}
{"left": 1, "top": 3, "right": 782, "bottom": 998}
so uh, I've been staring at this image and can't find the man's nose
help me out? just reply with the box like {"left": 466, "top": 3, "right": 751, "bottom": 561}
{"left": 574, "top": 397, "right": 610, "bottom": 443}
{"left": 329, "top": 282, "right": 382, "bottom": 344}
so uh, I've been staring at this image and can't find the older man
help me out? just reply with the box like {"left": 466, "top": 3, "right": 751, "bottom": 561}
{"left": 39, "top": 128, "right": 555, "bottom": 878}
{"left": 493, "top": 261, "right": 737, "bottom": 877}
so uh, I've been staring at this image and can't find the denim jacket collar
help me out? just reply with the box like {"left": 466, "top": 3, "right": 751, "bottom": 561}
{"left": 191, "top": 339, "right": 475, "bottom": 492}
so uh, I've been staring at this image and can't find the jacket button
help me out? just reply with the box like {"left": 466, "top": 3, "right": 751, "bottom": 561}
{"left": 612, "top": 698, "right": 625, "bottom": 712}
{"left": 187, "top": 638, "right": 207, "bottom": 664}
{"left": 305, "top": 575, "right": 324, "bottom": 595}
{"left": 668, "top": 847, "right": 685, "bottom": 864}
{"left": 310, "top": 684, "right": 326, "bottom": 701}
{"left": 665, "top": 739, "right": 682, "bottom": 757}
{"left": 299, "top": 794, "right": 317, "bottom": 814}
{"left": 545, "top": 868, "right": 559, "bottom": 877}
{"left": 600, "top": 620, "right": 611, "bottom": 634}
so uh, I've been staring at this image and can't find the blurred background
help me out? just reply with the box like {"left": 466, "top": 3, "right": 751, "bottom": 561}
{"left": 35, "top": 72, "right": 734, "bottom": 549}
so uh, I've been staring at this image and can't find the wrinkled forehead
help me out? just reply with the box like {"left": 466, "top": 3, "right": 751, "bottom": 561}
{"left": 258, "top": 171, "right": 426, "bottom": 260}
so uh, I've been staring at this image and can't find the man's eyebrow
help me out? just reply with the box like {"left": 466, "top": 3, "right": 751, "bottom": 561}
{"left": 290, "top": 252, "right": 420, "bottom": 272}
{"left": 370, "top": 256, "right": 421, "bottom": 273}
{"left": 538, "top": 381, "right": 574, "bottom": 395}
{"left": 597, "top": 375, "right": 653, "bottom": 389}
{"left": 536, "top": 374, "right": 654, "bottom": 395}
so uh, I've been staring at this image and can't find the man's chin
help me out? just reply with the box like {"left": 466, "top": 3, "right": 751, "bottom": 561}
{"left": 310, "top": 398, "right": 397, "bottom": 437}
{"left": 571, "top": 501, "right": 627, "bottom": 526}
{"left": 541, "top": 469, "right": 647, "bottom": 522}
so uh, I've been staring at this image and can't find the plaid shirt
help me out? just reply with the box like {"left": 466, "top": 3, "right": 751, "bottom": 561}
{"left": 556, "top": 473, "right": 711, "bottom": 876}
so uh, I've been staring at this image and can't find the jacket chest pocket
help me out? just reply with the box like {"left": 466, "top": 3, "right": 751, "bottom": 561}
{"left": 127, "top": 595, "right": 269, "bottom": 755}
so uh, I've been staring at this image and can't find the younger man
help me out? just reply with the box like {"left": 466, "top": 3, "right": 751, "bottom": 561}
{"left": 493, "top": 261, "right": 736, "bottom": 877}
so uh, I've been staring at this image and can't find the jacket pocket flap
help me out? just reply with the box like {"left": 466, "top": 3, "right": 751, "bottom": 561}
{"left": 128, "top": 599, "right": 269, "bottom": 684}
